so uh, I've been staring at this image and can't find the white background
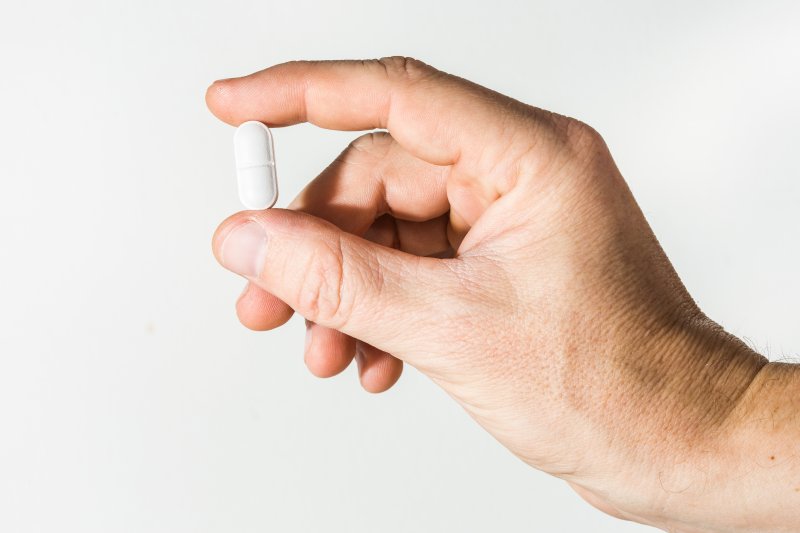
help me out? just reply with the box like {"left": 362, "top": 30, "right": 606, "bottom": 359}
{"left": 1, "top": 1, "right": 798, "bottom": 531}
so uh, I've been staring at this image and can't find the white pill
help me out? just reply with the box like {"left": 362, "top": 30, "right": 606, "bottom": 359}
{"left": 234, "top": 121, "right": 278, "bottom": 210}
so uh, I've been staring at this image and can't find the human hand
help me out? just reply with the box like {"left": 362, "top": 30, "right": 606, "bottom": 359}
{"left": 207, "top": 58, "right": 792, "bottom": 532}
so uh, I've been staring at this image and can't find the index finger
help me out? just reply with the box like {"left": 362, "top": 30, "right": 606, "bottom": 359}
{"left": 205, "top": 56, "right": 556, "bottom": 173}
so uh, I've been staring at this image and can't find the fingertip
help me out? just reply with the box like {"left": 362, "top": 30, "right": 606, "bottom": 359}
{"left": 205, "top": 78, "right": 239, "bottom": 125}
{"left": 235, "top": 283, "right": 294, "bottom": 331}
{"left": 211, "top": 211, "right": 260, "bottom": 266}
{"left": 356, "top": 344, "right": 403, "bottom": 393}
{"left": 304, "top": 324, "right": 356, "bottom": 378}
{"left": 205, "top": 79, "right": 224, "bottom": 113}
{"left": 211, "top": 212, "right": 237, "bottom": 258}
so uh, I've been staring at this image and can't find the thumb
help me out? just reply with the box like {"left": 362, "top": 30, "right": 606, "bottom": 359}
{"left": 212, "top": 209, "right": 462, "bottom": 355}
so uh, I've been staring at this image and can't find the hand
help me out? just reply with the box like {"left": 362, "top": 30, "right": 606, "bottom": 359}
{"left": 207, "top": 58, "right": 796, "bottom": 532}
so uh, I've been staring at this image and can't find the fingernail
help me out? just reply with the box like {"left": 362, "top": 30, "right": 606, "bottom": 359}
{"left": 220, "top": 221, "right": 268, "bottom": 277}
{"left": 355, "top": 345, "right": 365, "bottom": 372}
{"left": 304, "top": 326, "right": 312, "bottom": 352}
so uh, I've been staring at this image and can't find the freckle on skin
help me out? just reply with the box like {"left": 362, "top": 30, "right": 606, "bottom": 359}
{"left": 770, "top": 455, "right": 775, "bottom": 461}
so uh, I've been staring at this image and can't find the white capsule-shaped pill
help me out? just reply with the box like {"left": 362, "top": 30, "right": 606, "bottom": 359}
{"left": 234, "top": 121, "right": 278, "bottom": 210}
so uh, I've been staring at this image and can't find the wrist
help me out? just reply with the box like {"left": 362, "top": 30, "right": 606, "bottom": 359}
{"left": 689, "top": 361, "right": 800, "bottom": 532}
{"left": 576, "top": 311, "right": 772, "bottom": 531}
{"left": 638, "top": 322, "right": 768, "bottom": 532}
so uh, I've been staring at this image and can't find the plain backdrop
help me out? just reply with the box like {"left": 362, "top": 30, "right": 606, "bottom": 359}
{"left": 1, "top": 1, "right": 798, "bottom": 532}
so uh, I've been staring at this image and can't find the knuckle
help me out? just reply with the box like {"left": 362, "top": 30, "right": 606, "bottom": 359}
{"left": 349, "top": 131, "right": 392, "bottom": 155}
{"left": 297, "top": 236, "right": 351, "bottom": 327}
{"left": 563, "top": 118, "right": 608, "bottom": 155}
{"left": 376, "top": 56, "right": 434, "bottom": 82}
{"left": 346, "top": 132, "right": 395, "bottom": 187}
{"left": 511, "top": 115, "right": 612, "bottom": 182}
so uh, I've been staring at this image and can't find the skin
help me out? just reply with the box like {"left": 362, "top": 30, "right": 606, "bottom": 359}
{"left": 207, "top": 57, "right": 800, "bottom": 532}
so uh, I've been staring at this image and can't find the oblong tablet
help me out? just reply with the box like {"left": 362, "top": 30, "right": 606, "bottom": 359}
{"left": 234, "top": 121, "right": 278, "bottom": 210}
